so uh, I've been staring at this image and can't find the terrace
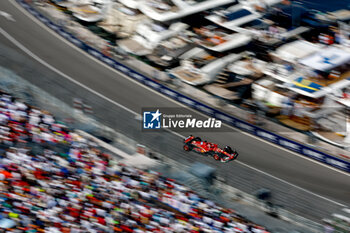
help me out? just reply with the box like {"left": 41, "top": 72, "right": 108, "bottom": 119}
{"left": 252, "top": 77, "right": 292, "bottom": 117}
{"left": 263, "top": 40, "right": 324, "bottom": 84}
{"left": 170, "top": 49, "right": 218, "bottom": 83}
{"left": 146, "top": 31, "right": 196, "bottom": 68}
{"left": 68, "top": 0, "right": 109, "bottom": 22}
{"left": 253, "top": 46, "right": 350, "bottom": 131}
{"left": 206, "top": 5, "right": 261, "bottom": 30}
{"left": 145, "top": 0, "right": 179, "bottom": 13}
{"left": 233, "top": 18, "right": 311, "bottom": 47}
{"left": 192, "top": 25, "right": 251, "bottom": 52}
{"left": 194, "top": 25, "right": 230, "bottom": 47}
{"left": 203, "top": 55, "right": 267, "bottom": 101}
{"left": 212, "top": 7, "right": 255, "bottom": 23}
{"left": 118, "top": 21, "right": 188, "bottom": 56}
{"left": 288, "top": 47, "right": 350, "bottom": 98}
{"left": 70, "top": 4, "right": 101, "bottom": 16}
{"left": 98, "top": 2, "right": 146, "bottom": 38}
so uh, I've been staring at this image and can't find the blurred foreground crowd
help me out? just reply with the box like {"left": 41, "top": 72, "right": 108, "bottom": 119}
{"left": 0, "top": 90, "right": 269, "bottom": 232}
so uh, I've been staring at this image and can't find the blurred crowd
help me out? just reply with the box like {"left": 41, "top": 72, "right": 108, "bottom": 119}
{"left": 0, "top": 90, "right": 269, "bottom": 232}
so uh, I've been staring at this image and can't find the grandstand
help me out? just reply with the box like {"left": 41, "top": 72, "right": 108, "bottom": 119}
{"left": 0, "top": 89, "right": 269, "bottom": 232}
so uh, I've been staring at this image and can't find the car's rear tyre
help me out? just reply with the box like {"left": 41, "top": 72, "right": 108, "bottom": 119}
{"left": 231, "top": 152, "right": 238, "bottom": 160}
{"left": 183, "top": 145, "right": 191, "bottom": 151}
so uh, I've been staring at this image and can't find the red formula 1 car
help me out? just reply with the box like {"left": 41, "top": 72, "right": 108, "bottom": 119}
{"left": 183, "top": 135, "right": 238, "bottom": 163}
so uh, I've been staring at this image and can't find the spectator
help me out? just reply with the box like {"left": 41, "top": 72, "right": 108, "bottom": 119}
{"left": 0, "top": 90, "right": 270, "bottom": 232}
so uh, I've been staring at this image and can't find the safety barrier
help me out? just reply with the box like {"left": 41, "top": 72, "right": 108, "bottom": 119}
{"left": 17, "top": 0, "right": 350, "bottom": 173}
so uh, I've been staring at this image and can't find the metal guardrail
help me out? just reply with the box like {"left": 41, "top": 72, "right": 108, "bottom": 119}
{"left": 17, "top": 0, "right": 350, "bottom": 173}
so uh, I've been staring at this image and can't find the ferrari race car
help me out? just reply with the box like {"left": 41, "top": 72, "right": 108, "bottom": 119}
{"left": 183, "top": 135, "right": 238, "bottom": 163}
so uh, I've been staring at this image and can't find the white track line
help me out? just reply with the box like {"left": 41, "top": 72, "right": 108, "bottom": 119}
{"left": 236, "top": 160, "right": 346, "bottom": 207}
{"left": 2, "top": 0, "right": 348, "bottom": 207}
{"left": 12, "top": 0, "right": 350, "bottom": 178}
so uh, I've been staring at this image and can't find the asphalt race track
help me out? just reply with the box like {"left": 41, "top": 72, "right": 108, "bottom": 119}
{"left": 0, "top": 0, "right": 349, "bottom": 222}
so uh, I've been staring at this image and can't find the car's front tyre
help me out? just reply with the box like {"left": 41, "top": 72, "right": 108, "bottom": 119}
{"left": 183, "top": 145, "right": 191, "bottom": 151}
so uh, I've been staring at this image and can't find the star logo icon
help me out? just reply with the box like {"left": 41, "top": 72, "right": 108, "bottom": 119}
{"left": 150, "top": 109, "right": 162, "bottom": 122}
{"left": 143, "top": 109, "right": 162, "bottom": 129}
